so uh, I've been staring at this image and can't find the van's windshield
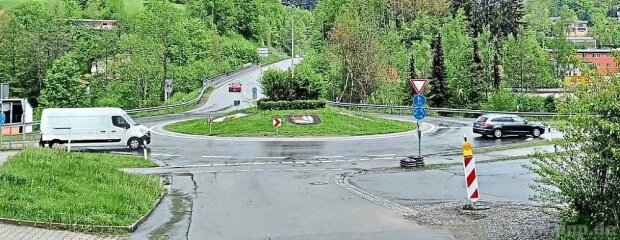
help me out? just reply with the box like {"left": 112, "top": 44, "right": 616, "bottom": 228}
{"left": 123, "top": 114, "right": 139, "bottom": 126}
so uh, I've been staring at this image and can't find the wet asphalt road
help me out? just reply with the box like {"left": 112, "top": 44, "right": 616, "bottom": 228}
{"left": 126, "top": 58, "right": 559, "bottom": 240}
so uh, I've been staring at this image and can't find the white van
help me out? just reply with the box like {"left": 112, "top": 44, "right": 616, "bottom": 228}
{"left": 40, "top": 108, "right": 151, "bottom": 150}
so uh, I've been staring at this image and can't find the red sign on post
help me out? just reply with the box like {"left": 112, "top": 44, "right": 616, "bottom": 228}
{"left": 273, "top": 118, "right": 281, "bottom": 127}
{"left": 410, "top": 79, "right": 429, "bottom": 94}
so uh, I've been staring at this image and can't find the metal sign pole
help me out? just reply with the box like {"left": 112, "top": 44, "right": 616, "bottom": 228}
{"left": 417, "top": 120, "right": 422, "bottom": 156}
{"left": 8, "top": 102, "right": 12, "bottom": 149}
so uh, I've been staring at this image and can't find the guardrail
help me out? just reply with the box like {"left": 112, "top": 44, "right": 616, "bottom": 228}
{"left": 328, "top": 101, "right": 569, "bottom": 117}
{"left": 125, "top": 64, "right": 259, "bottom": 114}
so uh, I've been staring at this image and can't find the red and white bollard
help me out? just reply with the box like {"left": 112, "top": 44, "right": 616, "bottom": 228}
{"left": 462, "top": 135, "right": 488, "bottom": 210}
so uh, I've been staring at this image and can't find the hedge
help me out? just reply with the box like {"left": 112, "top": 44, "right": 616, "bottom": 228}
{"left": 256, "top": 100, "right": 326, "bottom": 110}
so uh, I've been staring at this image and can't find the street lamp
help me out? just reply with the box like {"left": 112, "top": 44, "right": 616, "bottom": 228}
{"left": 284, "top": 1, "right": 295, "bottom": 78}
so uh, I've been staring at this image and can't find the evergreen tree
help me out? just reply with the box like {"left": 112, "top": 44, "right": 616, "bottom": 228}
{"left": 429, "top": 35, "right": 448, "bottom": 107}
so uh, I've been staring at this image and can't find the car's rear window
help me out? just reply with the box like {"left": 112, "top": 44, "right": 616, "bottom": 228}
{"left": 476, "top": 116, "right": 488, "bottom": 122}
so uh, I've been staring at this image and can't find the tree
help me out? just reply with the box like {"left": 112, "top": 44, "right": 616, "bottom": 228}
{"left": 502, "top": 31, "right": 555, "bottom": 89}
{"left": 38, "top": 53, "right": 90, "bottom": 108}
{"left": 429, "top": 35, "right": 448, "bottom": 107}
{"left": 328, "top": 1, "right": 384, "bottom": 103}
{"left": 529, "top": 75, "right": 620, "bottom": 238}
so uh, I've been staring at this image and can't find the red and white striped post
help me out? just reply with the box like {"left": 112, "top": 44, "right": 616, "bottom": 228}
{"left": 462, "top": 135, "right": 479, "bottom": 203}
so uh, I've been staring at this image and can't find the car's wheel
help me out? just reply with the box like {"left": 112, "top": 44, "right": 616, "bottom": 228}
{"left": 128, "top": 137, "right": 143, "bottom": 150}
{"left": 49, "top": 140, "right": 59, "bottom": 148}
{"left": 493, "top": 129, "right": 503, "bottom": 138}
{"left": 532, "top": 128, "right": 542, "bottom": 138}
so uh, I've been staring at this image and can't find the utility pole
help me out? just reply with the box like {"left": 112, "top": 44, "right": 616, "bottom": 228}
{"left": 290, "top": 3, "right": 295, "bottom": 78}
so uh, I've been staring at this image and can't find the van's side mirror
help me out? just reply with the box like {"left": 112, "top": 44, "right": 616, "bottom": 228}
{"left": 124, "top": 123, "right": 130, "bottom": 129}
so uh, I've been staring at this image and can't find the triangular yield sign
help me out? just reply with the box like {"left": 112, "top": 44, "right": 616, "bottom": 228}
{"left": 410, "top": 79, "right": 429, "bottom": 94}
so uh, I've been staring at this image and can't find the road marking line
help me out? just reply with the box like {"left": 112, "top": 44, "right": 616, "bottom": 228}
{"left": 334, "top": 160, "right": 346, "bottom": 162}
{"left": 314, "top": 156, "right": 343, "bottom": 159}
{"left": 258, "top": 156, "right": 287, "bottom": 159}
{"left": 359, "top": 159, "right": 370, "bottom": 161}
{"left": 315, "top": 169, "right": 326, "bottom": 171}
{"left": 374, "top": 157, "right": 395, "bottom": 160}
{"left": 281, "top": 161, "right": 293, "bottom": 164}
{"left": 330, "top": 168, "right": 343, "bottom": 171}
{"left": 253, "top": 162, "right": 266, "bottom": 165}
{"left": 236, "top": 170, "right": 250, "bottom": 172}
{"left": 212, "top": 163, "right": 227, "bottom": 167}
{"left": 202, "top": 155, "right": 232, "bottom": 158}
{"left": 151, "top": 153, "right": 179, "bottom": 157}
{"left": 294, "top": 161, "right": 308, "bottom": 164}
{"left": 346, "top": 159, "right": 356, "bottom": 162}
{"left": 239, "top": 162, "right": 252, "bottom": 165}
{"left": 367, "top": 154, "right": 396, "bottom": 157}
{"left": 319, "top": 160, "right": 333, "bottom": 163}
{"left": 111, "top": 152, "right": 133, "bottom": 155}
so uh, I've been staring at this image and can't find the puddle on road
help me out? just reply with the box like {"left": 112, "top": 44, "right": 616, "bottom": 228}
{"left": 149, "top": 189, "right": 193, "bottom": 240}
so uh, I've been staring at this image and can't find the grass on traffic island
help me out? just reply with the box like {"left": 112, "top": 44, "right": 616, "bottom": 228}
{"left": 0, "top": 148, "right": 164, "bottom": 232}
{"left": 165, "top": 107, "right": 416, "bottom": 137}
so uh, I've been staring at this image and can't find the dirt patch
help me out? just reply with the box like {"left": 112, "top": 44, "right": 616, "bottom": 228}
{"left": 406, "top": 201, "right": 560, "bottom": 240}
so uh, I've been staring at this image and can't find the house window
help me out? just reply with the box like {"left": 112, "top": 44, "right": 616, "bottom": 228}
{"left": 607, "top": 63, "right": 611, "bottom": 68}
{"left": 594, "top": 53, "right": 601, "bottom": 58}
{"left": 581, "top": 53, "right": 588, "bottom": 58}
{"left": 596, "top": 63, "right": 601, "bottom": 68}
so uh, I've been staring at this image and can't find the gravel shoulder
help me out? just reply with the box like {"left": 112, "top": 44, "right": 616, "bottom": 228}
{"left": 405, "top": 201, "right": 559, "bottom": 240}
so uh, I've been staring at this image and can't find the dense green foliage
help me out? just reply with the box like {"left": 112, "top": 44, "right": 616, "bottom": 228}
{"left": 0, "top": 148, "right": 162, "bottom": 227}
{"left": 261, "top": 68, "right": 322, "bottom": 101}
{"left": 301, "top": 0, "right": 618, "bottom": 112}
{"left": 429, "top": 35, "right": 448, "bottom": 107}
{"left": 256, "top": 99, "right": 325, "bottom": 110}
{"left": 481, "top": 90, "right": 556, "bottom": 113}
{"left": 0, "top": 0, "right": 310, "bottom": 109}
{"left": 530, "top": 76, "right": 620, "bottom": 239}
{"left": 165, "top": 107, "right": 415, "bottom": 137}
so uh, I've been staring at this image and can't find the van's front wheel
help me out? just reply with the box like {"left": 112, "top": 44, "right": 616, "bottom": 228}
{"left": 128, "top": 137, "right": 143, "bottom": 150}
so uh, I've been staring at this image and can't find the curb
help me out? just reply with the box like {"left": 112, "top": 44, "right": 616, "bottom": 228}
{"left": 334, "top": 171, "right": 418, "bottom": 216}
{"left": 150, "top": 119, "right": 436, "bottom": 142}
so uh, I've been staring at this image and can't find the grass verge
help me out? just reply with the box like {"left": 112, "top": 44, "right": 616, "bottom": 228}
{"left": 165, "top": 107, "right": 416, "bottom": 137}
{"left": 0, "top": 148, "right": 163, "bottom": 228}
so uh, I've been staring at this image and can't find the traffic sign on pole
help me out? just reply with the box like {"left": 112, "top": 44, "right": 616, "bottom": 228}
{"left": 273, "top": 118, "right": 281, "bottom": 127}
{"left": 410, "top": 79, "right": 429, "bottom": 94}
{"left": 413, "top": 107, "right": 426, "bottom": 121}
{"left": 0, "top": 112, "right": 5, "bottom": 125}
{"left": 462, "top": 135, "right": 480, "bottom": 203}
{"left": 413, "top": 95, "right": 426, "bottom": 107}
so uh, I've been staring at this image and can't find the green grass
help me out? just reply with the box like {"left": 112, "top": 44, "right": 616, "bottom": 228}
{"left": 165, "top": 107, "right": 416, "bottom": 137}
{"left": 0, "top": 0, "right": 147, "bottom": 13}
{"left": 0, "top": 148, "right": 163, "bottom": 228}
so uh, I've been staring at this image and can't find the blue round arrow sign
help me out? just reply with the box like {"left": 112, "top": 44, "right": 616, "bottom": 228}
{"left": 413, "top": 95, "right": 426, "bottom": 107}
{"left": 413, "top": 107, "right": 426, "bottom": 120}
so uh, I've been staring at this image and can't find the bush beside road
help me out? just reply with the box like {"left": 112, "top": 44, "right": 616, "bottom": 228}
{"left": 165, "top": 107, "right": 416, "bottom": 137}
{"left": 0, "top": 148, "right": 163, "bottom": 230}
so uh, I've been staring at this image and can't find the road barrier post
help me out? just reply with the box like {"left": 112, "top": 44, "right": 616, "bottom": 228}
{"left": 143, "top": 144, "right": 148, "bottom": 160}
{"left": 462, "top": 135, "right": 489, "bottom": 210}
{"left": 21, "top": 117, "right": 26, "bottom": 148}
